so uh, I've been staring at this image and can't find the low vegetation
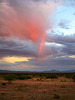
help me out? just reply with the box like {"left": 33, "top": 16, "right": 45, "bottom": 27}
{"left": 72, "top": 74, "right": 75, "bottom": 82}
{"left": 53, "top": 94, "right": 60, "bottom": 99}
{"left": 3, "top": 74, "right": 15, "bottom": 83}
{"left": 61, "top": 85, "right": 66, "bottom": 88}
{"left": 0, "top": 72, "right": 75, "bottom": 81}
{"left": 0, "top": 72, "right": 75, "bottom": 100}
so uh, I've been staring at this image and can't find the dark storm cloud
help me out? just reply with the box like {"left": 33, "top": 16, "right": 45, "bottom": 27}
{"left": 43, "top": 45, "right": 59, "bottom": 56}
{"left": 46, "top": 33, "right": 75, "bottom": 57}
{"left": 0, "top": 37, "right": 38, "bottom": 58}
{"left": 0, "top": 35, "right": 61, "bottom": 58}
{"left": 61, "top": 43, "right": 75, "bottom": 55}
{"left": 0, "top": 33, "right": 75, "bottom": 59}
{"left": 46, "top": 33, "right": 75, "bottom": 44}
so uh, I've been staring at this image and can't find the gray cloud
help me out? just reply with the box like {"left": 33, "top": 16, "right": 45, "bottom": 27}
{"left": 46, "top": 33, "right": 75, "bottom": 44}
{"left": 0, "top": 37, "right": 38, "bottom": 58}
{"left": 61, "top": 43, "right": 75, "bottom": 55}
{"left": 58, "top": 20, "right": 71, "bottom": 29}
{"left": 0, "top": 0, "right": 3, "bottom": 3}
{"left": 47, "top": 34, "right": 75, "bottom": 55}
{"left": 0, "top": 33, "right": 75, "bottom": 59}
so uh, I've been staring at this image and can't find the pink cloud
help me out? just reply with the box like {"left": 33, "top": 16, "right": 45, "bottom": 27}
{"left": 0, "top": 0, "right": 61, "bottom": 42}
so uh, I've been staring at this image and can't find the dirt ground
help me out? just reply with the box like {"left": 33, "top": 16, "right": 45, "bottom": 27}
{"left": 0, "top": 78, "right": 75, "bottom": 100}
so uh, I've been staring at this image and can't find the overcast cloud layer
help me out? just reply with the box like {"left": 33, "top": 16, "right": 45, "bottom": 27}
{"left": 0, "top": 0, "right": 75, "bottom": 71}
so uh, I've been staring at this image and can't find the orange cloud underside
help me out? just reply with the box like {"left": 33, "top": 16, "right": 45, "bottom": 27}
{"left": 0, "top": 57, "right": 33, "bottom": 63}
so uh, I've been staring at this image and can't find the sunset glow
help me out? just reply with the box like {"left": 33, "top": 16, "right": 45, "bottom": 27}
{"left": 0, "top": 57, "right": 32, "bottom": 63}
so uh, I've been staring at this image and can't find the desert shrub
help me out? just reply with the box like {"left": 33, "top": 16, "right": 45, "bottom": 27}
{"left": 17, "top": 85, "right": 28, "bottom": 91}
{"left": 3, "top": 74, "right": 15, "bottom": 83}
{"left": 2, "top": 83, "right": 6, "bottom": 86}
{"left": 53, "top": 94, "right": 60, "bottom": 99}
{"left": 72, "top": 75, "right": 75, "bottom": 82}
{"left": 1, "top": 72, "right": 75, "bottom": 81}
{"left": 46, "top": 74, "right": 57, "bottom": 79}
{"left": 37, "top": 79, "right": 40, "bottom": 81}
{"left": 18, "top": 85, "right": 23, "bottom": 91}
{"left": 18, "top": 75, "right": 31, "bottom": 80}
{"left": 24, "top": 76, "right": 31, "bottom": 80}
{"left": 51, "top": 74, "right": 57, "bottom": 79}
{"left": 40, "top": 76, "right": 43, "bottom": 81}
{"left": 60, "top": 97, "right": 66, "bottom": 100}
{"left": 18, "top": 75, "right": 25, "bottom": 80}
{"left": 64, "top": 73, "right": 71, "bottom": 78}
{"left": 61, "top": 85, "right": 65, "bottom": 88}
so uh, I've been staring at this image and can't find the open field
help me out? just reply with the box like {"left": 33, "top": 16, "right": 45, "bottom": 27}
{"left": 0, "top": 73, "right": 75, "bottom": 100}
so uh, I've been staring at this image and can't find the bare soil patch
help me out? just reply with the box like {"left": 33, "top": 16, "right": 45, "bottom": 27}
{"left": 0, "top": 78, "right": 75, "bottom": 100}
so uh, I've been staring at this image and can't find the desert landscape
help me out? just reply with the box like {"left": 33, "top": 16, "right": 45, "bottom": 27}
{"left": 0, "top": 73, "right": 75, "bottom": 100}
{"left": 0, "top": 0, "right": 75, "bottom": 100}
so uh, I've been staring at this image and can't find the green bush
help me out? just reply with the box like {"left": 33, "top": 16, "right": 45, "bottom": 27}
{"left": 65, "top": 73, "right": 71, "bottom": 78}
{"left": 37, "top": 79, "right": 40, "bottom": 81}
{"left": 53, "top": 94, "right": 60, "bottom": 99}
{"left": 18, "top": 85, "right": 23, "bottom": 91}
{"left": 61, "top": 85, "right": 65, "bottom": 88}
{"left": 3, "top": 74, "right": 15, "bottom": 83}
{"left": 0, "top": 72, "right": 75, "bottom": 82}
{"left": 18, "top": 75, "right": 31, "bottom": 80}
{"left": 72, "top": 75, "right": 75, "bottom": 82}
{"left": 18, "top": 75, "right": 25, "bottom": 80}
{"left": 46, "top": 74, "right": 57, "bottom": 79}
{"left": 24, "top": 76, "right": 31, "bottom": 80}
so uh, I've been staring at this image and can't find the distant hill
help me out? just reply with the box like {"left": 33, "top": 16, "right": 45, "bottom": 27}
{"left": 0, "top": 70, "right": 12, "bottom": 73}
{"left": 41, "top": 70, "right": 75, "bottom": 73}
{"left": 0, "top": 69, "right": 75, "bottom": 73}
{"left": 61, "top": 70, "right": 75, "bottom": 73}
{"left": 41, "top": 70, "right": 60, "bottom": 73}
{"left": 0, "top": 70, "right": 30, "bottom": 73}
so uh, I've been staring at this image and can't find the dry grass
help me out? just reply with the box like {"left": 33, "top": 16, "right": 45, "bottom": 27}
{"left": 0, "top": 77, "right": 75, "bottom": 100}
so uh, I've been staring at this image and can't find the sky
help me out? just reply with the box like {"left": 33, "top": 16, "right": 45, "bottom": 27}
{"left": 0, "top": 0, "right": 75, "bottom": 71}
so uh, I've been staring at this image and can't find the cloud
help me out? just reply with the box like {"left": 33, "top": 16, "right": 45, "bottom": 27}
{"left": 13, "top": 55, "right": 75, "bottom": 71}
{"left": 0, "top": 0, "right": 62, "bottom": 59}
{"left": 58, "top": 20, "right": 71, "bottom": 29}
{"left": 0, "top": 0, "right": 61, "bottom": 42}
{"left": 0, "top": 33, "right": 75, "bottom": 59}
{"left": 0, "top": 56, "right": 32, "bottom": 63}
{"left": 0, "top": 37, "right": 38, "bottom": 58}
{"left": 69, "top": 0, "right": 75, "bottom": 6}
{"left": 61, "top": 43, "right": 75, "bottom": 55}
{"left": 0, "top": 0, "right": 3, "bottom": 3}
{"left": 45, "top": 33, "right": 75, "bottom": 59}
{"left": 0, "top": 0, "right": 75, "bottom": 71}
{"left": 46, "top": 33, "right": 75, "bottom": 44}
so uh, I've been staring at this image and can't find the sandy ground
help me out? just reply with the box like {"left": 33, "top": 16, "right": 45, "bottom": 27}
{"left": 0, "top": 78, "right": 75, "bottom": 100}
